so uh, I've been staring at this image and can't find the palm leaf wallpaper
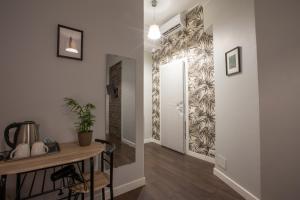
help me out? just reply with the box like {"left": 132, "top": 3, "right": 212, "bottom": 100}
{"left": 152, "top": 6, "right": 215, "bottom": 158}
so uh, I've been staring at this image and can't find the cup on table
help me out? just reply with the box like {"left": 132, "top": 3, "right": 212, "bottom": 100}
{"left": 31, "top": 141, "right": 49, "bottom": 156}
{"left": 10, "top": 143, "right": 30, "bottom": 159}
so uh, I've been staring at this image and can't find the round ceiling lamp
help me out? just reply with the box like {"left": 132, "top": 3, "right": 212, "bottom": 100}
{"left": 147, "top": 0, "right": 161, "bottom": 40}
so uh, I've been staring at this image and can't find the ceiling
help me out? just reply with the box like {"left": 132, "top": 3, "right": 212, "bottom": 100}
{"left": 144, "top": 0, "right": 206, "bottom": 52}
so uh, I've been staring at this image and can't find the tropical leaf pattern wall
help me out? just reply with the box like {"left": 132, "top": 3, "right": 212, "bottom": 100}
{"left": 152, "top": 6, "right": 215, "bottom": 157}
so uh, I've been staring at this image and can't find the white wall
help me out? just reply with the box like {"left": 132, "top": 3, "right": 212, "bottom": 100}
{"left": 144, "top": 51, "right": 153, "bottom": 140}
{"left": 204, "top": 0, "right": 261, "bottom": 198}
{"left": 0, "top": 0, "right": 144, "bottom": 197}
{"left": 255, "top": 0, "right": 300, "bottom": 199}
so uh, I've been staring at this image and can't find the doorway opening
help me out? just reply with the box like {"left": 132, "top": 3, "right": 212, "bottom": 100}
{"left": 144, "top": 0, "right": 215, "bottom": 163}
{"left": 160, "top": 59, "right": 186, "bottom": 153}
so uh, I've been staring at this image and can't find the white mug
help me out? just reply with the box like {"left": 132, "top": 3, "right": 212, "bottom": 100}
{"left": 31, "top": 141, "right": 49, "bottom": 156}
{"left": 10, "top": 143, "right": 30, "bottom": 159}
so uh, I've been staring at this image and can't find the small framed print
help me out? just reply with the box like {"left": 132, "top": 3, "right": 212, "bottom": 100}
{"left": 57, "top": 24, "right": 83, "bottom": 60}
{"left": 225, "top": 47, "right": 241, "bottom": 76}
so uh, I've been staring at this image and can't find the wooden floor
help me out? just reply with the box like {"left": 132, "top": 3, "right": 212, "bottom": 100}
{"left": 116, "top": 143, "right": 244, "bottom": 200}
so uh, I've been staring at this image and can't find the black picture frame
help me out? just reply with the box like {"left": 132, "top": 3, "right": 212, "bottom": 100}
{"left": 225, "top": 47, "right": 241, "bottom": 76}
{"left": 57, "top": 24, "right": 83, "bottom": 61}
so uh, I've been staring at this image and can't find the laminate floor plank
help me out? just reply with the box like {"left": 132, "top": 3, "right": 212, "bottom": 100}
{"left": 116, "top": 143, "right": 244, "bottom": 200}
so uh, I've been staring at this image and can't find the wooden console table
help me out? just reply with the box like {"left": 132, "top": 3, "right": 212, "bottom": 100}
{"left": 0, "top": 142, "right": 105, "bottom": 200}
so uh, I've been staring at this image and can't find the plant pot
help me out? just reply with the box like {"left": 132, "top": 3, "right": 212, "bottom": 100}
{"left": 77, "top": 131, "right": 92, "bottom": 146}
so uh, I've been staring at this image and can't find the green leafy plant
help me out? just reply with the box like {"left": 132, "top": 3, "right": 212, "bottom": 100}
{"left": 64, "top": 98, "right": 96, "bottom": 133}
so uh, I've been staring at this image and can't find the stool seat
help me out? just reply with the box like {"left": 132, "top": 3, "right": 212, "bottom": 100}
{"left": 70, "top": 171, "right": 109, "bottom": 194}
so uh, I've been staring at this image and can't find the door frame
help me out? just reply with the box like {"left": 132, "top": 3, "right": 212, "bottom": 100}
{"left": 158, "top": 58, "right": 215, "bottom": 163}
{"left": 159, "top": 58, "right": 189, "bottom": 154}
{"left": 183, "top": 58, "right": 190, "bottom": 155}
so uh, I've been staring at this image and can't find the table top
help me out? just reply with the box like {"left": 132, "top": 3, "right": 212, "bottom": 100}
{"left": 0, "top": 142, "right": 104, "bottom": 175}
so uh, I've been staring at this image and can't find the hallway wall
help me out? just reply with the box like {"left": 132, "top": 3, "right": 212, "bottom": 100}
{"left": 255, "top": 0, "right": 300, "bottom": 199}
{"left": 204, "top": 0, "right": 261, "bottom": 199}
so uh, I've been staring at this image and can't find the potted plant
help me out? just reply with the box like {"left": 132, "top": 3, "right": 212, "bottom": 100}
{"left": 64, "top": 98, "right": 96, "bottom": 146}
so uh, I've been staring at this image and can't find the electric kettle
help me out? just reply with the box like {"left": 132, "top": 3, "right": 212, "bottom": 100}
{"left": 4, "top": 121, "right": 39, "bottom": 149}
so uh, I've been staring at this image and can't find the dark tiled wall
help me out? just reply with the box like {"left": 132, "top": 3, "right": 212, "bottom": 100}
{"left": 109, "top": 62, "right": 122, "bottom": 137}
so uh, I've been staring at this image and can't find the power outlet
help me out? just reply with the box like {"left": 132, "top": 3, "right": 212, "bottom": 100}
{"left": 216, "top": 154, "right": 227, "bottom": 170}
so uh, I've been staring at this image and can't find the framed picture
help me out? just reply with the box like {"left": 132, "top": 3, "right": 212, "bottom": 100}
{"left": 225, "top": 47, "right": 241, "bottom": 76}
{"left": 57, "top": 24, "right": 83, "bottom": 60}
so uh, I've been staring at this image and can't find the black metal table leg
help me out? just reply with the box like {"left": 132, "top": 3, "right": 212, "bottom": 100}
{"left": 81, "top": 160, "right": 85, "bottom": 200}
{"left": 90, "top": 157, "right": 94, "bottom": 200}
{"left": 0, "top": 175, "right": 7, "bottom": 200}
{"left": 16, "top": 173, "right": 21, "bottom": 200}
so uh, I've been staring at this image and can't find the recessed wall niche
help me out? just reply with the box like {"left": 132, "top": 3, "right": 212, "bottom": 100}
{"left": 152, "top": 6, "right": 215, "bottom": 158}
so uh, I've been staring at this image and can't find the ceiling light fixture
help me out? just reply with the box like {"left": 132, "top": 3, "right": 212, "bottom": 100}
{"left": 148, "top": 0, "right": 161, "bottom": 40}
{"left": 65, "top": 37, "right": 78, "bottom": 54}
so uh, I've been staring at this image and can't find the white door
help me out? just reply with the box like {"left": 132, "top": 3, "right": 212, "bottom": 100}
{"left": 160, "top": 59, "right": 185, "bottom": 153}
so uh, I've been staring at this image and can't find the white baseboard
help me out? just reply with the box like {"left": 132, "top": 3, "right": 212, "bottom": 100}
{"left": 122, "top": 138, "right": 136, "bottom": 148}
{"left": 187, "top": 150, "right": 215, "bottom": 164}
{"left": 113, "top": 176, "right": 146, "bottom": 197}
{"left": 213, "top": 168, "right": 260, "bottom": 200}
{"left": 152, "top": 138, "right": 161, "bottom": 145}
{"left": 144, "top": 138, "right": 153, "bottom": 144}
{"left": 144, "top": 138, "right": 161, "bottom": 145}
{"left": 94, "top": 177, "right": 146, "bottom": 199}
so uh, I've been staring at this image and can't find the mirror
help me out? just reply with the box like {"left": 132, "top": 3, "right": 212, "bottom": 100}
{"left": 106, "top": 54, "right": 136, "bottom": 168}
